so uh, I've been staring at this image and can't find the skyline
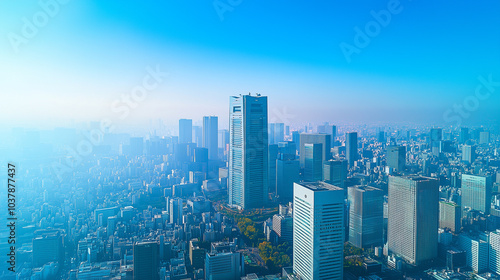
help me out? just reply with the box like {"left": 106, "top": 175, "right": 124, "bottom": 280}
{"left": 1, "top": 1, "right": 500, "bottom": 130}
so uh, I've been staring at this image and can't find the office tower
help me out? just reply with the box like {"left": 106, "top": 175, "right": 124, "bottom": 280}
{"left": 388, "top": 176, "right": 439, "bottom": 265}
{"left": 32, "top": 229, "right": 64, "bottom": 267}
{"left": 490, "top": 230, "right": 500, "bottom": 275}
{"left": 292, "top": 131, "right": 300, "bottom": 149}
{"left": 377, "top": 130, "right": 385, "bottom": 143}
{"left": 276, "top": 158, "right": 299, "bottom": 202}
{"left": 293, "top": 182, "right": 344, "bottom": 280}
{"left": 189, "top": 239, "right": 206, "bottom": 269}
{"left": 133, "top": 242, "right": 159, "bottom": 280}
{"left": 129, "top": 137, "right": 144, "bottom": 156}
{"left": 278, "top": 141, "right": 296, "bottom": 159}
{"left": 299, "top": 133, "right": 331, "bottom": 168}
{"left": 461, "top": 174, "right": 493, "bottom": 214}
{"left": 193, "top": 125, "right": 203, "bottom": 147}
{"left": 269, "top": 144, "right": 278, "bottom": 195}
{"left": 462, "top": 145, "right": 476, "bottom": 164}
{"left": 229, "top": 94, "right": 268, "bottom": 209}
{"left": 460, "top": 127, "right": 470, "bottom": 144}
{"left": 323, "top": 159, "right": 348, "bottom": 189}
{"left": 304, "top": 143, "right": 323, "bottom": 182}
{"left": 269, "top": 123, "right": 284, "bottom": 145}
{"left": 346, "top": 132, "right": 358, "bottom": 167}
{"left": 203, "top": 116, "right": 218, "bottom": 160}
{"left": 479, "top": 131, "right": 490, "bottom": 144}
{"left": 169, "top": 198, "right": 183, "bottom": 225}
{"left": 179, "top": 119, "right": 192, "bottom": 144}
{"left": 439, "top": 201, "right": 461, "bottom": 233}
{"left": 458, "top": 233, "right": 489, "bottom": 273}
{"left": 205, "top": 251, "right": 245, "bottom": 280}
{"left": 430, "top": 128, "right": 443, "bottom": 145}
{"left": 273, "top": 214, "right": 293, "bottom": 244}
{"left": 348, "top": 186, "right": 384, "bottom": 249}
{"left": 387, "top": 145, "right": 406, "bottom": 172}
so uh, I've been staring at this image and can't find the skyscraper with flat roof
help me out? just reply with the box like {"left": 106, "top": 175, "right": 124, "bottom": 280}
{"left": 387, "top": 145, "right": 406, "bottom": 172}
{"left": 299, "top": 133, "right": 331, "bottom": 168}
{"left": 133, "top": 242, "right": 159, "bottom": 280}
{"left": 304, "top": 143, "right": 323, "bottom": 182}
{"left": 346, "top": 132, "right": 358, "bottom": 167}
{"left": 179, "top": 119, "right": 192, "bottom": 144}
{"left": 348, "top": 186, "right": 384, "bottom": 249}
{"left": 229, "top": 94, "right": 268, "bottom": 209}
{"left": 461, "top": 174, "right": 493, "bottom": 214}
{"left": 293, "top": 182, "right": 344, "bottom": 280}
{"left": 203, "top": 116, "right": 218, "bottom": 160}
{"left": 439, "top": 201, "right": 461, "bottom": 232}
{"left": 323, "top": 159, "right": 347, "bottom": 189}
{"left": 388, "top": 176, "right": 439, "bottom": 265}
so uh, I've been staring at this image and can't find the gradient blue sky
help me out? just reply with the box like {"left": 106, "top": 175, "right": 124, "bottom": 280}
{"left": 1, "top": 0, "right": 499, "bottom": 131}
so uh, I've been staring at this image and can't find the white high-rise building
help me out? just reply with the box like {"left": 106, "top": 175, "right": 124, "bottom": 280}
{"left": 458, "top": 233, "right": 489, "bottom": 273}
{"left": 461, "top": 174, "right": 493, "bottom": 214}
{"left": 205, "top": 251, "right": 244, "bottom": 280}
{"left": 229, "top": 94, "right": 268, "bottom": 209}
{"left": 490, "top": 230, "right": 500, "bottom": 274}
{"left": 387, "top": 176, "right": 439, "bottom": 265}
{"left": 293, "top": 182, "right": 344, "bottom": 280}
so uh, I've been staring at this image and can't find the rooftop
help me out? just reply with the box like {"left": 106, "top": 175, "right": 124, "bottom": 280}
{"left": 298, "top": 181, "right": 343, "bottom": 192}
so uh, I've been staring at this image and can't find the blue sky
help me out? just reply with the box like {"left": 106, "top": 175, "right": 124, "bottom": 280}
{"left": 1, "top": 0, "right": 499, "bottom": 130}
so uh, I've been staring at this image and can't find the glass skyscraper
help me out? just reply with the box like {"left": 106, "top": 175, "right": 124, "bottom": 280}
{"left": 387, "top": 176, "right": 439, "bottom": 265}
{"left": 461, "top": 174, "right": 493, "bottom": 214}
{"left": 346, "top": 132, "right": 358, "bottom": 167}
{"left": 293, "top": 182, "right": 344, "bottom": 280}
{"left": 229, "top": 94, "right": 268, "bottom": 209}
{"left": 203, "top": 116, "right": 218, "bottom": 160}
{"left": 348, "top": 186, "right": 384, "bottom": 249}
{"left": 179, "top": 118, "right": 192, "bottom": 144}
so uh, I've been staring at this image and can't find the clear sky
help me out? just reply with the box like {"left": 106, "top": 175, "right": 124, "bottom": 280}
{"left": 1, "top": 0, "right": 499, "bottom": 131}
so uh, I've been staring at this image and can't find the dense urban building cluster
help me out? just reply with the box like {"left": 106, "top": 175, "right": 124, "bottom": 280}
{"left": 1, "top": 93, "right": 499, "bottom": 280}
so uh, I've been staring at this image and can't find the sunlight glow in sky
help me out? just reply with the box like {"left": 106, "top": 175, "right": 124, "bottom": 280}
{"left": 1, "top": 0, "right": 499, "bottom": 130}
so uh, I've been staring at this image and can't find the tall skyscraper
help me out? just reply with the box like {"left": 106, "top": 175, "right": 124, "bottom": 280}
{"left": 32, "top": 229, "right": 64, "bottom": 267}
{"left": 430, "top": 128, "right": 443, "bottom": 146}
{"left": 179, "top": 119, "right": 193, "bottom": 144}
{"left": 293, "top": 182, "right": 344, "bottom": 280}
{"left": 346, "top": 132, "right": 358, "bottom": 167}
{"left": 299, "top": 133, "right": 331, "bottom": 168}
{"left": 387, "top": 145, "right": 406, "bottom": 172}
{"left": 268, "top": 144, "right": 279, "bottom": 195}
{"left": 490, "top": 230, "right": 500, "bottom": 275}
{"left": 479, "top": 131, "right": 490, "bottom": 144}
{"left": 439, "top": 201, "right": 461, "bottom": 233}
{"left": 269, "top": 123, "right": 284, "bottom": 145}
{"left": 304, "top": 143, "right": 323, "bottom": 182}
{"left": 133, "top": 242, "right": 159, "bottom": 280}
{"left": 348, "top": 186, "right": 384, "bottom": 249}
{"left": 459, "top": 127, "right": 469, "bottom": 144}
{"left": 462, "top": 145, "right": 476, "bottom": 164}
{"left": 461, "top": 174, "right": 493, "bottom": 214}
{"left": 203, "top": 116, "right": 218, "bottom": 160}
{"left": 229, "top": 94, "right": 268, "bottom": 209}
{"left": 323, "top": 159, "right": 347, "bottom": 189}
{"left": 276, "top": 158, "right": 299, "bottom": 202}
{"left": 193, "top": 125, "right": 203, "bottom": 147}
{"left": 388, "top": 176, "right": 439, "bottom": 265}
{"left": 169, "top": 198, "right": 183, "bottom": 225}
